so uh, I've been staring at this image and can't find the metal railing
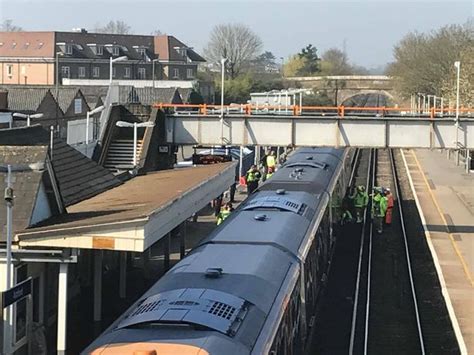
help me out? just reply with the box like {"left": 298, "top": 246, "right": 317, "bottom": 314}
{"left": 153, "top": 103, "right": 474, "bottom": 118}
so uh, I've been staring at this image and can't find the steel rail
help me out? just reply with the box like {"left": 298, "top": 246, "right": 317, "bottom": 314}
{"left": 349, "top": 148, "right": 375, "bottom": 354}
{"left": 389, "top": 149, "right": 426, "bottom": 354}
{"left": 364, "top": 149, "right": 377, "bottom": 354}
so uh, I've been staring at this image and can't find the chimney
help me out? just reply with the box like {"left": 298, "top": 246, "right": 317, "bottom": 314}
{"left": 72, "top": 28, "right": 88, "bottom": 33}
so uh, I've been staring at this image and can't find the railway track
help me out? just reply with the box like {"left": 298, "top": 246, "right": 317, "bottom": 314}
{"left": 350, "top": 149, "right": 425, "bottom": 354}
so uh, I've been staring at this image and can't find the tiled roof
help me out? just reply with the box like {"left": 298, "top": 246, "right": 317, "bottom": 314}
{"left": 56, "top": 87, "right": 81, "bottom": 113}
{"left": 154, "top": 35, "right": 206, "bottom": 62}
{"left": 4, "top": 87, "right": 51, "bottom": 112}
{"left": 119, "top": 86, "right": 182, "bottom": 105}
{"left": 0, "top": 125, "right": 122, "bottom": 206}
{"left": 56, "top": 32, "right": 156, "bottom": 61}
{"left": 79, "top": 86, "right": 109, "bottom": 109}
{"left": 0, "top": 145, "right": 48, "bottom": 238}
{"left": 0, "top": 31, "right": 55, "bottom": 57}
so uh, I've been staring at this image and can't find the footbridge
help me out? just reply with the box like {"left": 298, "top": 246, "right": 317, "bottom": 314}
{"left": 156, "top": 104, "right": 474, "bottom": 149}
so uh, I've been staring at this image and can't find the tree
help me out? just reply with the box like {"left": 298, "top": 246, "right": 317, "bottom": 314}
{"left": 151, "top": 30, "right": 164, "bottom": 36}
{"left": 440, "top": 46, "right": 474, "bottom": 107}
{"left": 283, "top": 55, "right": 307, "bottom": 77}
{"left": 320, "top": 48, "right": 353, "bottom": 75}
{"left": 297, "top": 44, "right": 321, "bottom": 75}
{"left": 387, "top": 22, "right": 473, "bottom": 104}
{"left": 205, "top": 23, "right": 263, "bottom": 79}
{"left": 1, "top": 19, "right": 23, "bottom": 32}
{"left": 250, "top": 51, "right": 277, "bottom": 73}
{"left": 94, "top": 20, "right": 132, "bottom": 34}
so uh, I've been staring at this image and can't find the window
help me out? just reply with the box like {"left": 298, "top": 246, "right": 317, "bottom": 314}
{"left": 186, "top": 68, "right": 194, "bottom": 79}
{"left": 172, "top": 68, "right": 179, "bottom": 79}
{"left": 74, "top": 98, "right": 82, "bottom": 114}
{"left": 112, "top": 46, "right": 119, "bottom": 56}
{"left": 124, "top": 67, "right": 131, "bottom": 78}
{"left": 138, "top": 67, "right": 146, "bottom": 79}
{"left": 65, "top": 44, "right": 73, "bottom": 55}
{"left": 6, "top": 64, "right": 13, "bottom": 77}
{"left": 138, "top": 48, "right": 146, "bottom": 56}
{"left": 92, "top": 66, "right": 100, "bottom": 78}
{"left": 78, "top": 66, "right": 86, "bottom": 78}
{"left": 97, "top": 45, "right": 103, "bottom": 55}
{"left": 112, "top": 67, "right": 116, "bottom": 78}
{"left": 61, "top": 66, "right": 70, "bottom": 78}
{"left": 21, "top": 65, "right": 26, "bottom": 75}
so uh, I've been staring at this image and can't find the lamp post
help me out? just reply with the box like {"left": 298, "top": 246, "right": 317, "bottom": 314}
{"left": 115, "top": 121, "right": 155, "bottom": 166}
{"left": 220, "top": 58, "right": 228, "bottom": 145}
{"left": 110, "top": 56, "right": 128, "bottom": 85}
{"left": 454, "top": 61, "right": 461, "bottom": 165}
{"left": 1, "top": 162, "right": 44, "bottom": 355}
{"left": 55, "top": 51, "right": 64, "bottom": 135}
{"left": 85, "top": 105, "right": 105, "bottom": 156}
{"left": 12, "top": 112, "right": 44, "bottom": 127}
{"left": 152, "top": 58, "right": 160, "bottom": 88}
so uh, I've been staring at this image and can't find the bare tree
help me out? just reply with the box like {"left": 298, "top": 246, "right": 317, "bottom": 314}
{"left": 205, "top": 23, "right": 263, "bottom": 79}
{"left": 387, "top": 22, "right": 473, "bottom": 101}
{"left": 151, "top": 30, "right": 164, "bottom": 36}
{"left": 94, "top": 20, "right": 132, "bottom": 34}
{"left": 1, "top": 19, "right": 23, "bottom": 32}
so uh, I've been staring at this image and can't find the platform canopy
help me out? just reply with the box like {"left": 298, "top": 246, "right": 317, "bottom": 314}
{"left": 16, "top": 162, "right": 236, "bottom": 252}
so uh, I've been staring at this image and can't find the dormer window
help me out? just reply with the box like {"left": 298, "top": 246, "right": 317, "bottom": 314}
{"left": 38, "top": 42, "right": 44, "bottom": 49}
{"left": 138, "top": 48, "right": 146, "bottom": 56}
{"left": 112, "top": 46, "right": 119, "bottom": 56}
{"left": 65, "top": 44, "right": 73, "bottom": 55}
{"left": 97, "top": 45, "right": 103, "bottom": 55}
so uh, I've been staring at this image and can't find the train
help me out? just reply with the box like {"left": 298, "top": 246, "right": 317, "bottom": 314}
{"left": 84, "top": 147, "right": 354, "bottom": 355}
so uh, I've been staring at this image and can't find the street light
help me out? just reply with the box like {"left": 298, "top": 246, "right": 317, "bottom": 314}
{"left": 1, "top": 162, "right": 44, "bottom": 355}
{"left": 454, "top": 61, "right": 461, "bottom": 165}
{"left": 12, "top": 112, "right": 44, "bottom": 126}
{"left": 85, "top": 105, "right": 105, "bottom": 156}
{"left": 152, "top": 58, "right": 160, "bottom": 88}
{"left": 220, "top": 57, "right": 228, "bottom": 145}
{"left": 115, "top": 121, "right": 155, "bottom": 166}
{"left": 55, "top": 51, "right": 64, "bottom": 134}
{"left": 110, "top": 56, "right": 128, "bottom": 84}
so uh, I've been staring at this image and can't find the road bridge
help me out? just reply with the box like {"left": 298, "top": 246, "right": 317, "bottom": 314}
{"left": 157, "top": 104, "right": 474, "bottom": 149}
{"left": 285, "top": 75, "right": 394, "bottom": 105}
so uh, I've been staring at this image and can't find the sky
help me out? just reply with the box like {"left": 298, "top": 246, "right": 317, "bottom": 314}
{"left": 1, "top": 0, "right": 472, "bottom": 68}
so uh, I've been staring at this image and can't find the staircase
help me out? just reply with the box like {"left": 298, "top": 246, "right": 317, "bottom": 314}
{"left": 104, "top": 139, "right": 144, "bottom": 172}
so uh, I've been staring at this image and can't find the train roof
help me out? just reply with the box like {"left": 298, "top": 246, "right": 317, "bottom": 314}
{"left": 85, "top": 243, "right": 296, "bottom": 353}
{"left": 203, "top": 190, "right": 318, "bottom": 258}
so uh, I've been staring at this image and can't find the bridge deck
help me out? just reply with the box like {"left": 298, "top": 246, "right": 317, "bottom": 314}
{"left": 162, "top": 110, "right": 474, "bottom": 149}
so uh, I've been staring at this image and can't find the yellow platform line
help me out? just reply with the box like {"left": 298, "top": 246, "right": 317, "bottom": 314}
{"left": 410, "top": 150, "right": 474, "bottom": 287}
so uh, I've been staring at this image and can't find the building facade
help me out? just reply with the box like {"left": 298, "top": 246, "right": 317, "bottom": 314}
{"left": 0, "top": 31, "right": 205, "bottom": 85}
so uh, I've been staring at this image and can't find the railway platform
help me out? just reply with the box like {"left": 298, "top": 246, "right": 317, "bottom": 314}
{"left": 403, "top": 148, "right": 474, "bottom": 354}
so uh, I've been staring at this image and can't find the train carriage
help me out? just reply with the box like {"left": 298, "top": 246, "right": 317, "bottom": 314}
{"left": 84, "top": 148, "right": 353, "bottom": 355}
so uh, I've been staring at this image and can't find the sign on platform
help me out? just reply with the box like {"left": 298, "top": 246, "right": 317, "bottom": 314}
{"left": 2, "top": 277, "right": 32, "bottom": 308}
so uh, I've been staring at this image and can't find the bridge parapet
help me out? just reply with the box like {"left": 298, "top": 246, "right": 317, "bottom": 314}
{"left": 157, "top": 104, "right": 474, "bottom": 149}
